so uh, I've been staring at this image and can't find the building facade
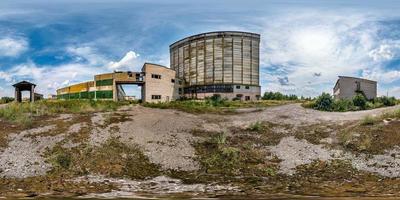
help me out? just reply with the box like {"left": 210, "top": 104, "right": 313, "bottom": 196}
{"left": 169, "top": 31, "right": 261, "bottom": 100}
{"left": 56, "top": 63, "right": 178, "bottom": 103}
{"left": 333, "top": 76, "right": 377, "bottom": 100}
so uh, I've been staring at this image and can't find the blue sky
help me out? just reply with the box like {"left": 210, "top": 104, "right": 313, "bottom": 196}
{"left": 1, "top": 0, "right": 400, "bottom": 98}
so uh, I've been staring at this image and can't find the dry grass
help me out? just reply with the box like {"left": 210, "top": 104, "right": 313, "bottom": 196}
{"left": 143, "top": 100, "right": 298, "bottom": 114}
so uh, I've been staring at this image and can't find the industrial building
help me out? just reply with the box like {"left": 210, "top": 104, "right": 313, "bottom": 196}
{"left": 333, "top": 76, "right": 377, "bottom": 100}
{"left": 57, "top": 31, "right": 261, "bottom": 102}
{"left": 57, "top": 63, "right": 179, "bottom": 103}
{"left": 170, "top": 31, "right": 261, "bottom": 100}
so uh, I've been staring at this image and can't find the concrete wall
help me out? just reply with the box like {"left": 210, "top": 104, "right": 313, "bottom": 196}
{"left": 334, "top": 77, "right": 377, "bottom": 100}
{"left": 142, "top": 63, "right": 177, "bottom": 103}
{"left": 187, "top": 85, "right": 260, "bottom": 101}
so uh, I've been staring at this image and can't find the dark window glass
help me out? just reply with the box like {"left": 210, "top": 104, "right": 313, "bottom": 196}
{"left": 171, "top": 79, "right": 175, "bottom": 83}
{"left": 236, "top": 85, "right": 240, "bottom": 89}
{"left": 151, "top": 74, "right": 162, "bottom": 79}
{"left": 245, "top": 86, "right": 250, "bottom": 89}
{"left": 151, "top": 95, "right": 161, "bottom": 99}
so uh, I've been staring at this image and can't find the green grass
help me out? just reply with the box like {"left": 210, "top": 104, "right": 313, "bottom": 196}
{"left": 0, "top": 100, "right": 132, "bottom": 126}
{"left": 143, "top": 99, "right": 298, "bottom": 114}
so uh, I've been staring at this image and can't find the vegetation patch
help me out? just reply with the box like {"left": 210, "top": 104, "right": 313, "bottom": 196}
{"left": 303, "top": 92, "right": 398, "bottom": 112}
{"left": 47, "top": 138, "right": 161, "bottom": 180}
{"left": 294, "top": 123, "right": 340, "bottom": 145}
{"left": 143, "top": 94, "right": 297, "bottom": 114}
{"left": 0, "top": 175, "right": 115, "bottom": 198}
{"left": 338, "top": 119, "right": 400, "bottom": 154}
{"left": 0, "top": 100, "right": 131, "bottom": 126}
{"left": 0, "top": 97, "right": 14, "bottom": 104}
{"left": 192, "top": 129, "right": 281, "bottom": 183}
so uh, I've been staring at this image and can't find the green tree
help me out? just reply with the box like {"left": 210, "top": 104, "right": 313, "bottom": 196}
{"left": 314, "top": 93, "right": 334, "bottom": 111}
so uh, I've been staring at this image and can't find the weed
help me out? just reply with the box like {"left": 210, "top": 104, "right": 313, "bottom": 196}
{"left": 361, "top": 115, "right": 376, "bottom": 126}
{"left": 55, "top": 152, "right": 72, "bottom": 169}
{"left": 264, "top": 168, "right": 276, "bottom": 176}
{"left": 248, "top": 121, "right": 263, "bottom": 132}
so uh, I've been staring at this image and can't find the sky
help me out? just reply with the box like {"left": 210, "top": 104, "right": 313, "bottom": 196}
{"left": 1, "top": 0, "right": 400, "bottom": 98}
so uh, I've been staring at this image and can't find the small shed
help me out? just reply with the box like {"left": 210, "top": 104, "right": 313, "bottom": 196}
{"left": 12, "top": 81, "right": 37, "bottom": 102}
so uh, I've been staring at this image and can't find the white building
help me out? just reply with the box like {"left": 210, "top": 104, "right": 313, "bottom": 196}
{"left": 333, "top": 76, "right": 377, "bottom": 100}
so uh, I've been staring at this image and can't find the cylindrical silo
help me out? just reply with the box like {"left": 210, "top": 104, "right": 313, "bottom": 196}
{"left": 170, "top": 31, "right": 261, "bottom": 100}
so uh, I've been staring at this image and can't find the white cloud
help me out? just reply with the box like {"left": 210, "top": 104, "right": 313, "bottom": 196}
{"left": 368, "top": 40, "right": 400, "bottom": 61}
{"left": 67, "top": 46, "right": 108, "bottom": 66}
{"left": 0, "top": 37, "right": 28, "bottom": 57}
{"left": 0, "top": 71, "right": 12, "bottom": 82}
{"left": 0, "top": 48, "right": 147, "bottom": 97}
{"left": 255, "top": 11, "right": 400, "bottom": 96}
{"left": 107, "top": 51, "right": 141, "bottom": 71}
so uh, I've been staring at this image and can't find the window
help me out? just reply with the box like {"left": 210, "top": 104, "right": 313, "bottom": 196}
{"left": 245, "top": 86, "right": 250, "bottom": 89}
{"left": 245, "top": 96, "right": 250, "bottom": 101}
{"left": 178, "top": 80, "right": 183, "bottom": 85}
{"left": 151, "top": 74, "right": 161, "bottom": 79}
{"left": 178, "top": 88, "right": 183, "bottom": 95}
{"left": 171, "top": 79, "right": 175, "bottom": 83}
{"left": 236, "top": 85, "right": 240, "bottom": 89}
{"left": 151, "top": 95, "right": 161, "bottom": 99}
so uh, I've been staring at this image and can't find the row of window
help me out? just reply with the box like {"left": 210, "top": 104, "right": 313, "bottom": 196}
{"left": 184, "top": 84, "right": 234, "bottom": 94}
{"left": 236, "top": 85, "right": 250, "bottom": 89}
{"left": 151, "top": 74, "right": 162, "bottom": 79}
{"left": 151, "top": 95, "right": 161, "bottom": 99}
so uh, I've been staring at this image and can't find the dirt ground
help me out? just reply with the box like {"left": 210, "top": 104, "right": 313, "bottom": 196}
{"left": 2, "top": 103, "right": 400, "bottom": 197}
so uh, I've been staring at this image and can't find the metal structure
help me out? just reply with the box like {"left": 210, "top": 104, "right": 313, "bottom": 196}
{"left": 169, "top": 31, "right": 261, "bottom": 100}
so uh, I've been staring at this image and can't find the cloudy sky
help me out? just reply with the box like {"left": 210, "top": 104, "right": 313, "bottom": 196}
{"left": 1, "top": 0, "right": 400, "bottom": 98}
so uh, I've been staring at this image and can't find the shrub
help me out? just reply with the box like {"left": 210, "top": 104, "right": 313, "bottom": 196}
{"left": 205, "top": 94, "right": 227, "bottom": 107}
{"left": 262, "top": 92, "right": 298, "bottom": 100}
{"left": 314, "top": 93, "right": 334, "bottom": 111}
{"left": 375, "top": 96, "right": 397, "bottom": 106}
{"left": 353, "top": 94, "right": 367, "bottom": 109}
{"left": 333, "top": 99, "right": 354, "bottom": 112}
{"left": 0, "top": 97, "right": 14, "bottom": 104}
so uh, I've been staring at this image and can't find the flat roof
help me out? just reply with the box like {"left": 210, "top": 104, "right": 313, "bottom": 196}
{"left": 338, "top": 76, "right": 377, "bottom": 83}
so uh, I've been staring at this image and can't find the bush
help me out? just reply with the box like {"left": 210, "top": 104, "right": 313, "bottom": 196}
{"left": 0, "top": 97, "right": 14, "bottom": 104}
{"left": 333, "top": 99, "right": 355, "bottom": 112}
{"left": 314, "top": 93, "right": 334, "bottom": 111}
{"left": 353, "top": 94, "right": 367, "bottom": 109}
{"left": 248, "top": 121, "right": 263, "bottom": 132}
{"left": 205, "top": 94, "right": 228, "bottom": 107}
{"left": 375, "top": 96, "right": 397, "bottom": 106}
{"left": 262, "top": 92, "right": 298, "bottom": 101}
